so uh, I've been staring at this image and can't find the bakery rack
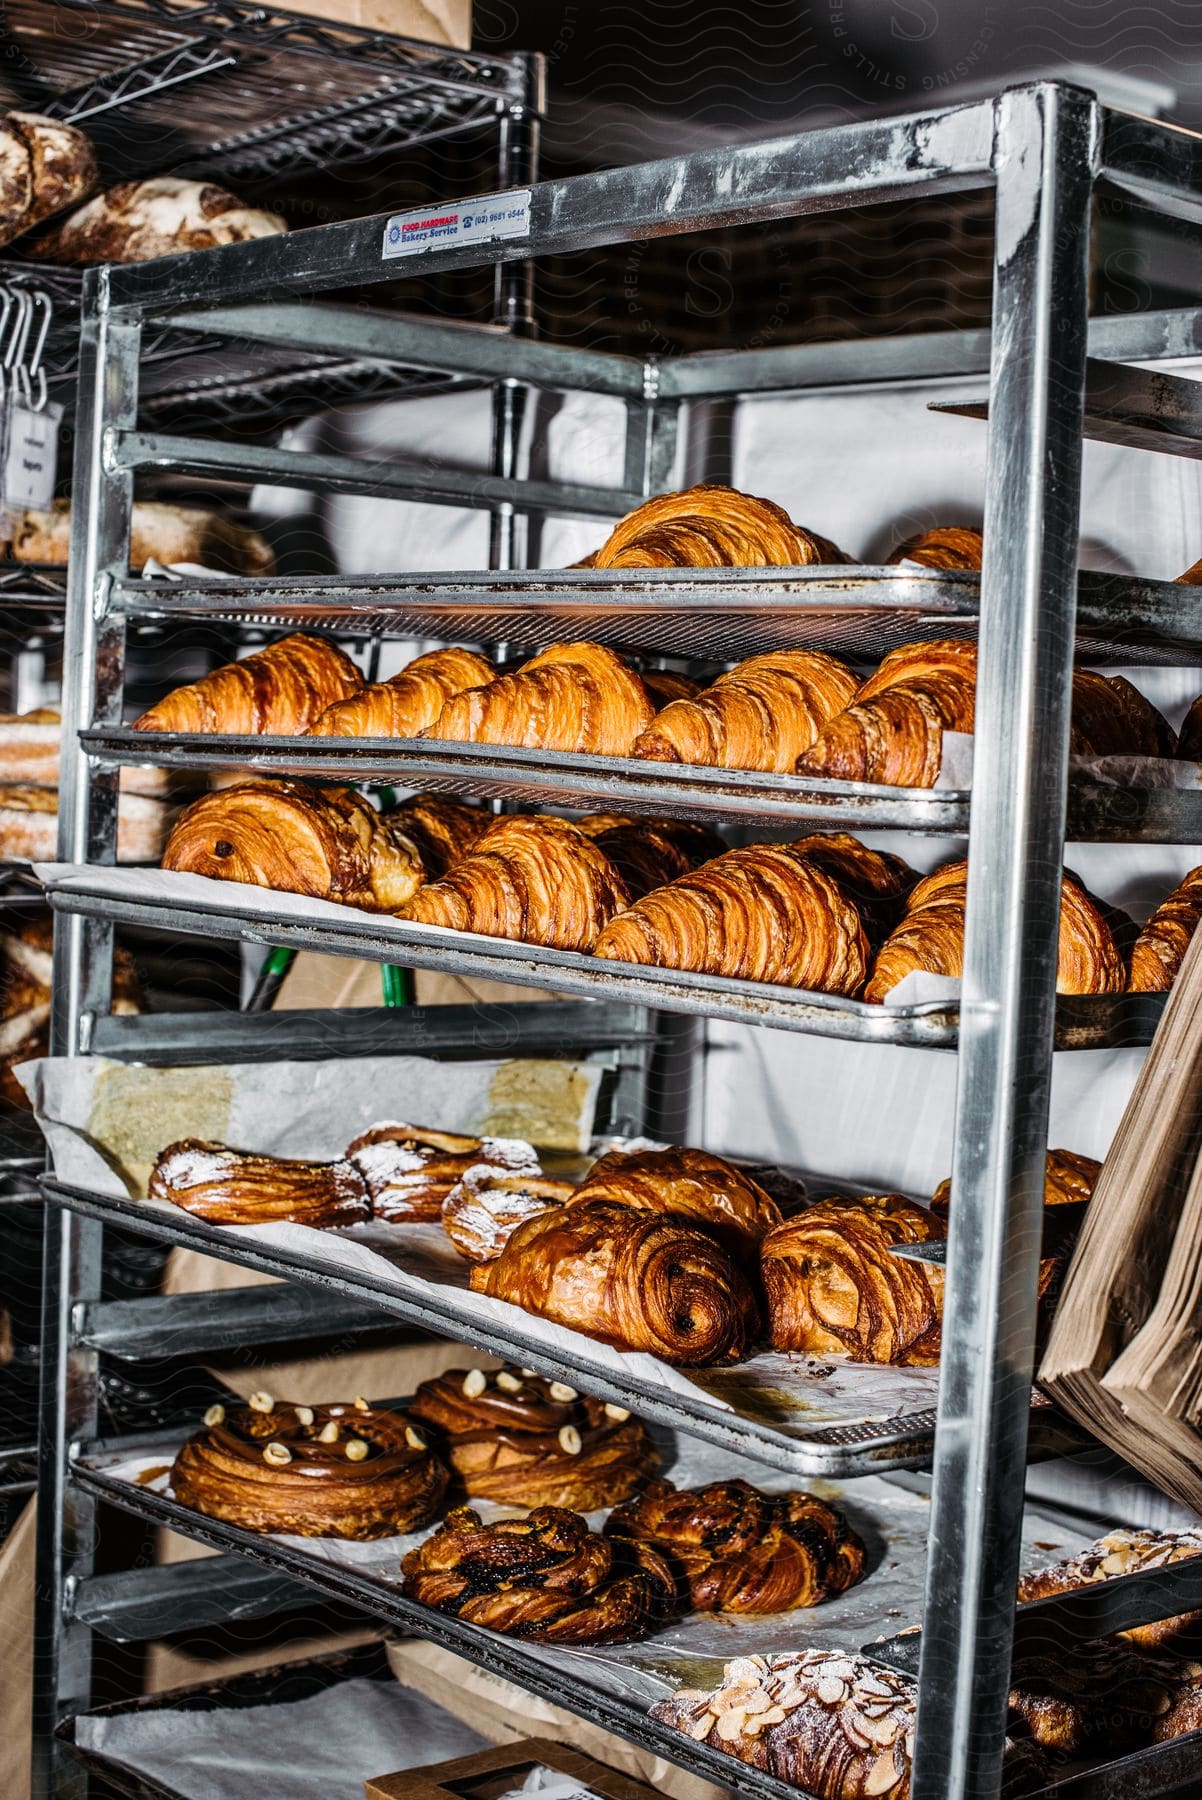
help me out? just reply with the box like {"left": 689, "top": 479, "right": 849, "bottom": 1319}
{"left": 32, "top": 80, "right": 1202, "bottom": 1800}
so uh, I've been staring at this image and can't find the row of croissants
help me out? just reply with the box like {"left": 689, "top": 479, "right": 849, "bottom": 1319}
{"left": 150, "top": 1129, "right": 1099, "bottom": 1369}
{"left": 159, "top": 783, "right": 1202, "bottom": 998}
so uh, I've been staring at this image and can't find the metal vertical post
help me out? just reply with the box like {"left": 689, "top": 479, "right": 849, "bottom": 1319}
{"left": 488, "top": 52, "right": 543, "bottom": 574}
{"left": 911, "top": 83, "right": 1098, "bottom": 1800}
{"left": 32, "top": 268, "right": 140, "bottom": 1799}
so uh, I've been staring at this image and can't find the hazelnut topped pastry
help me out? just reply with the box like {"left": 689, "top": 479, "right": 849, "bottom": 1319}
{"left": 406, "top": 1365, "right": 659, "bottom": 1510}
{"left": 170, "top": 1395, "right": 448, "bottom": 1540}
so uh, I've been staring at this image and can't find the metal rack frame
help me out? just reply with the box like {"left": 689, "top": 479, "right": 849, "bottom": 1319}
{"left": 32, "top": 78, "right": 1202, "bottom": 1800}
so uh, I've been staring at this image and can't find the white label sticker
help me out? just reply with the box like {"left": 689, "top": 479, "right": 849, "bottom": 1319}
{"left": 4, "top": 402, "right": 60, "bottom": 510}
{"left": 382, "top": 189, "right": 532, "bottom": 260}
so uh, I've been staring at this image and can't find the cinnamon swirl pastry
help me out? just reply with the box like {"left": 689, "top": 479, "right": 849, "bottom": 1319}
{"left": 577, "top": 814, "right": 725, "bottom": 901}
{"left": 1017, "top": 1528, "right": 1202, "bottom": 1649}
{"left": 406, "top": 1365, "right": 658, "bottom": 1509}
{"left": 607, "top": 1478, "right": 865, "bottom": 1613}
{"left": 586, "top": 485, "right": 848, "bottom": 569}
{"left": 1129, "top": 866, "right": 1202, "bottom": 993}
{"left": 424, "top": 641, "right": 655, "bottom": 756}
{"left": 631, "top": 650, "right": 859, "bottom": 772}
{"left": 171, "top": 1396, "right": 448, "bottom": 1539}
{"left": 795, "top": 640, "right": 978, "bottom": 789}
{"left": 345, "top": 1123, "right": 539, "bottom": 1224}
{"left": 440, "top": 1166, "right": 574, "bottom": 1261}
{"left": 887, "top": 525, "right": 984, "bottom": 568}
{"left": 569, "top": 1145, "right": 782, "bottom": 1261}
{"left": 134, "top": 633, "right": 362, "bottom": 736}
{"left": 761, "top": 1195, "right": 946, "bottom": 1365}
{"left": 307, "top": 647, "right": 494, "bottom": 738}
{"left": 401, "top": 1504, "right": 675, "bottom": 1644}
{"left": 149, "top": 1139, "right": 370, "bottom": 1228}
{"left": 162, "top": 780, "right": 426, "bottom": 911}
{"left": 470, "top": 1199, "right": 760, "bottom": 1365}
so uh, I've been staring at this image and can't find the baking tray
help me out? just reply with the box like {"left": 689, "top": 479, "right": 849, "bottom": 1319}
{"left": 107, "top": 565, "right": 1202, "bottom": 666}
{"left": 40, "top": 865, "right": 1167, "bottom": 1052}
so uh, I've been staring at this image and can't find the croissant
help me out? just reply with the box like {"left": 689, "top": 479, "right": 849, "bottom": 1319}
{"left": 401, "top": 814, "right": 629, "bottom": 952}
{"left": 576, "top": 814, "right": 725, "bottom": 900}
{"left": 307, "top": 647, "right": 494, "bottom": 738}
{"left": 171, "top": 1396, "right": 448, "bottom": 1539}
{"left": 1128, "top": 867, "right": 1202, "bottom": 992}
{"left": 406, "top": 1365, "right": 659, "bottom": 1510}
{"left": 345, "top": 1121, "right": 541, "bottom": 1224}
{"left": 631, "top": 649, "right": 859, "bottom": 773}
{"left": 1017, "top": 1528, "right": 1202, "bottom": 1649}
{"left": 606, "top": 1477, "right": 865, "bottom": 1613}
{"left": 162, "top": 780, "right": 427, "bottom": 911}
{"left": 568, "top": 1145, "right": 782, "bottom": 1261}
{"left": 864, "top": 858, "right": 1127, "bottom": 1002}
{"left": 134, "top": 632, "right": 362, "bottom": 735}
{"left": 932, "top": 1147, "right": 1101, "bottom": 1213}
{"left": 149, "top": 1139, "right": 370, "bottom": 1227}
{"left": 887, "top": 525, "right": 984, "bottom": 568}
{"left": 1178, "top": 696, "right": 1202, "bottom": 760}
{"left": 401, "top": 1504, "right": 676, "bottom": 1644}
{"left": 796, "top": 640, "right": 978, "bottom": 788}
{"left": 423, "top": 641, "right": 655, "bottom": 756}
{"left": 642, "top": 669, "right": 701, "bottom": 708}
{"left": 440, "top": 1168, "right": 575, "bottom": 1261}
{"left": 1008, "top": 1638, "right": 1202, "bottom": 1757}
{"left": 761, "top": 1195, "right": 946, "bottom": 1364}
{"left": 470, "top": 1198, "right": 760, "bottom": 1365}
{"left": 586, "top": 484, "right": 848, "bottom": 569}
{"left": 593, "top": 840, "right": 870, "bottom": 995}
{"left": 786, "top": 831, "right": 914, "bottom": 946}
{"left": 1070, "top": 669, "right": 1177, "bottom": 758}
{"left": 382, "top": 793, "right": 488, "bottom": 880}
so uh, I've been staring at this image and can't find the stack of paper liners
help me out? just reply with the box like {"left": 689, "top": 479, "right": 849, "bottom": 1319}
{"left": 1040, "top": 917, "right": 1202, "bottom": 1510}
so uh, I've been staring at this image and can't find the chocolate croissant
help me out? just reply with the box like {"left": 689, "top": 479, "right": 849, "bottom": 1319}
{"left": 402, "top": 1504, "right": 676, "bottom": 1644}
{"left": 606, "top": 1477, "right": 865, "bottom": 1614}
{"left": 440, "top": 1167, "right": 575, "bottom": 1261}
{"left": 171, "top": 1396, "right": 448, "bottom": 1539}
{"left": 887, "top": 525, "right": 984, "bottom": 568}
{"left": 795, "top": 639, "right": 978, "bottom": 789}
{"left": 569, "top": 1145, "right": 782, "bottom": 1261}
{"left": 307, "top": 647, "right": 493, "bottom": 737}
{"left": 406, "top": 1365, "right": 658, "bottom": 1510}
{"left": 162, "top": 779, "right": 427, "bottom": 910}
{"left": 1017, "top": 1528, "right": 1202, "bottom": 1649}
{"left": 424, "top": 641, "right": 655, "bottom": 756}
{"left": 576, "top": 814, "right": 725, "bottom": 900}
{"left": 1128, "top": 866, "right": 1202, "bottom": 992}
{"left": 631, "top": 649, "right": 859, "bottom": 772}
{"left": 149, "top": 1139, "right": 370, "bottom": 1227}
{"left": 586, "top": 484, "right": 848, "bottom": 569}
{"left": 134, "top": 632, "right": 362, "bottom": 735}
{"left": 401, "top": 814, "right": 630, "bottom": 952}
{"left": 593, "top": 839, "right": 871, "bottom": 995}
{"left": 864, "top": 858, "right": 1127, "bottom": 1002}
{"left": 761, "top": 1195, "right": 946, "bottom": 1364}
{"left": 470, "top": 1199, "right": 760, "bottom": 1365}
{"left": 345, "top": 1122, "right": 541, "bottom": 1223}
{"left": 932, "top": 1147, "right": 1101, "bottom": 1213}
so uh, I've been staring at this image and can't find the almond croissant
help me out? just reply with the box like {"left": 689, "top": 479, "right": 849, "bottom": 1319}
{"left": 149, "top": 1139, "right": 370, "bottom": 1228}
{"left": 864, "top": 857, "right": 1127, "bottom": 1002}
{"left": 134, "top": 632, "right": 362, "bottom": 735}
{"left": 795, "top": 639, "right": 977, "bottom": 788}
{"left": 307, "top": 647, "right": 493, "bottom": 737}
{"left": 593, "top": 839, "right": 871, "bottom": 995}
{"left": 400, "top": 813, "right": 629, "bottom": 952}
{"left": 585, "top": 483, "right": 848, "bottom": 569}
{"left": 162, "top": 779, "right": 426, "bottom": 910}
{"left": 423, "top": 641, "right": 655, "bottom": 756}
{"left": 632, "top": 649, "right": 859, "bottom": 772}
{"left": 1128, "top": 866, "right": 1202, "bottom": 992}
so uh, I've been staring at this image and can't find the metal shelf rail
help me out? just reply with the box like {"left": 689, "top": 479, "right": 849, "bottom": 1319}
{"left": 33, "top": 78, "right": 1202, "bottom": 1800}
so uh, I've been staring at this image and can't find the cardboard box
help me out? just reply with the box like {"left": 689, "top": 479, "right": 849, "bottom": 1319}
{"left": 366, "top": 1737, "right": 667, "bottom": 1800}
{"left": 273, "top": 0, "right": 471, "bottom": 49}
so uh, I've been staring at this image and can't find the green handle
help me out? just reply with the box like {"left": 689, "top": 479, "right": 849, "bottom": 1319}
{"left": 382, "top": 964, "right": 414, "bottom": 1007}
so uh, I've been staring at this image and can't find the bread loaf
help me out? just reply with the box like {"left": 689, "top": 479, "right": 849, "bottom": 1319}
{"left": 32, "top": 176, "right": 286, "bottom": 263}
{"left": 0, "top": 112, "right": 97, "bottom": 248}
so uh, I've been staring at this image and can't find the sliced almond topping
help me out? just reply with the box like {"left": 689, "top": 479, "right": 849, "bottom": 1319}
{"left": 520, "top": 1368, "right": 538, "bottom": 1377}
{"left": 558, "top": 1425, "right": 583, "bottom": 1455}
{"left": 817, "top": 1677, "right": 847, "bottom": 1706}
{"left": 262, "top": 1441, "right": 291, "bottom": 1466}
{"left": 863, "top": 1750, "right": 904, "bottom": 1796}
{"left": 462, "top": 1368, "right": 488, "bottom": 1399}
{"left": 405, "top": 1426, "right": 427, "bottom": 1450}
{"left": 495, "top": 1371, "right": 523, "bottom": 1393}
{"left": 353, "top": 1395, "right": 370, "bottom": 1412}
{"left": 686, "top": 1712, "right": 716, "bottom": 1741}
{"left": 715, "top": 1709, "right": 747, "bottom": 1743}
{"left": 202, "top": 1403, "right": 225, "bottom": 1427}
{"left": 248, "top": 1391, "right": 274, "bottom": 1413}
{"left": 549, "top": 1381, "right": 578, "bottom": 1402}
{"left": 759, "top": 1705, "right": 788, "bottom": 1728}
{"left": 294, "top": 1406, "right": 314, "bottom": 1427}
{"left": 345, "top": 1438, "right": 370, "bottom": 1461}
{"left": 603, "top": 1403, "right": 631, "bottom": 1421}
{"left": 318, "top": 1421, "right": 340, "bottom": 1444}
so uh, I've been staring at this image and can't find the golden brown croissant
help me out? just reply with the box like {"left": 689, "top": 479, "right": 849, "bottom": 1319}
{"left": 1129, "top": 866, "right": 1202, "bottom": 992}
{"left": 307, "top": 647, "right": 494, "bottom": 738}
{"left": 631, "top": 649, "right": 860, "bottom": 772}
{"left": 932, "top": 1147, "right": 1101, "bottom": 1213}
{"left": 887, "top": 525, "right": 984, "bottom": 568}
{"left": 606, "top": 1477, "right": 865, "bottom": 1614}
{"left": 470, "top": 1198, "right": 760, "bottom": 1365}
{"left": 401, "top": 1504, "right": 676, "bottom": 1644}
{"left": 576, "top": 814, "right": 725, "bottom": 900}
{"left": 787, "top": 831, "right": 914, "bottom": 946}
{"left": 440, "top": 1168, "right": 575, "bottom": 1261}
{"left": 149, "top": 1139, "right": 370, "bottom": 1227}
{"left": 382, "top": 793, "right": 487, "bottom": 879}
{"left": 1070, "top": 670, "right": 1177, "bottom": 758}
{"left": 423, "top": 641, "right": 655, "bottom": 756}
{"left": 406, "top": 1365, "right": 658, "bottom": 1510}
{"left": 345, "top": 1121, "right": 541, "bottom": 1223}
{"left": 401, "top": 814, "right": 629, "bottom": 952}
{"left": 135, "top": 633, "right": 362, "bottom": 735}
{"left": 642, "top": 668, "right": 701, "bottom": 708}
{"left": 162, "top": 780, "right": 427, "bottom": 910}
{"left": 1178, "top": 696, "right": 1202, "bottom": 760}
{"left": 1178, "top": 556, "right": 1202, "bottom": 586}
{"left": 586, "top": 484, "right": 848, "bottom": 569}
{"left": 761, "top": 1195, "right": 946, "bottom": 1364}
{"left": 796, "top": 639, "right": 978, "bottom": 788}
{"left": 171, "top": 1396, "right": 448, "bottom": 1539}
{"left": 568, "top": 1145, "right": 782, "bottom": 1262}
{"left": 864, "top": 858, "right": 1127, "bottom": 1002}
{"left": 593, "top": 839, "right": 870, "bottom": 995}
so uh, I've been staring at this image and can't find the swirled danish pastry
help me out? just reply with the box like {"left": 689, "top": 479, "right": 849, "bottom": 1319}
{"left": 406, "top": 1365, "right": 658, "bottom": 1509}
{"left": 1129, "top": 866, "right": 1202, "bottom": 993}
{"left": 631, "top": 649, "right": 859, "bottom": 772}
{"left": 401, "top": 1504, "right": 675, "bottom": 1643}
{"left": 440, "top": 1167, "right": 575, "bottom": 1261}
{"left": 606, "top": 1477, "right": 865, "bottom": 1613}
{"left": 761, "top": 1195, "right": 946, "bottom": 1364}
{"left": 307, "top": 647, "right": 494, "bottom": 738}
{"left": 135, "top": 633, "right": 362, "bottom": 735}
{"left": 470, "top": 1198, "right": 760, "bottom": 1365}
{"left": 585, "top": 485, "right": 848, "bottom": 568}
{"left": 345, "top": 1122, "right": 541, "bottom": 1224}
{"left": 149, "top": 1139, "right": 370, "bottom": 1228}
{"left": 424, "top": 641, "right": 655, "bottom": 756}
{"left": 568, "top": 1145, "right": 782, "bottom": 1261}
{"left": 795, "top": 639, "right": 977, "bottom": 789}
{"left": 171, "top": 1397, "right": 448, "bottom": 1539}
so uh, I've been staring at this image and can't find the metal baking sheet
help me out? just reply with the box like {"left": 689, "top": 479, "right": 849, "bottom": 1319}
{"left": 39, "top": 864, "right": 1167, "bottom": 1052}
{"left": 108, "top": 565, "right": 1202, "bottom": 666}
